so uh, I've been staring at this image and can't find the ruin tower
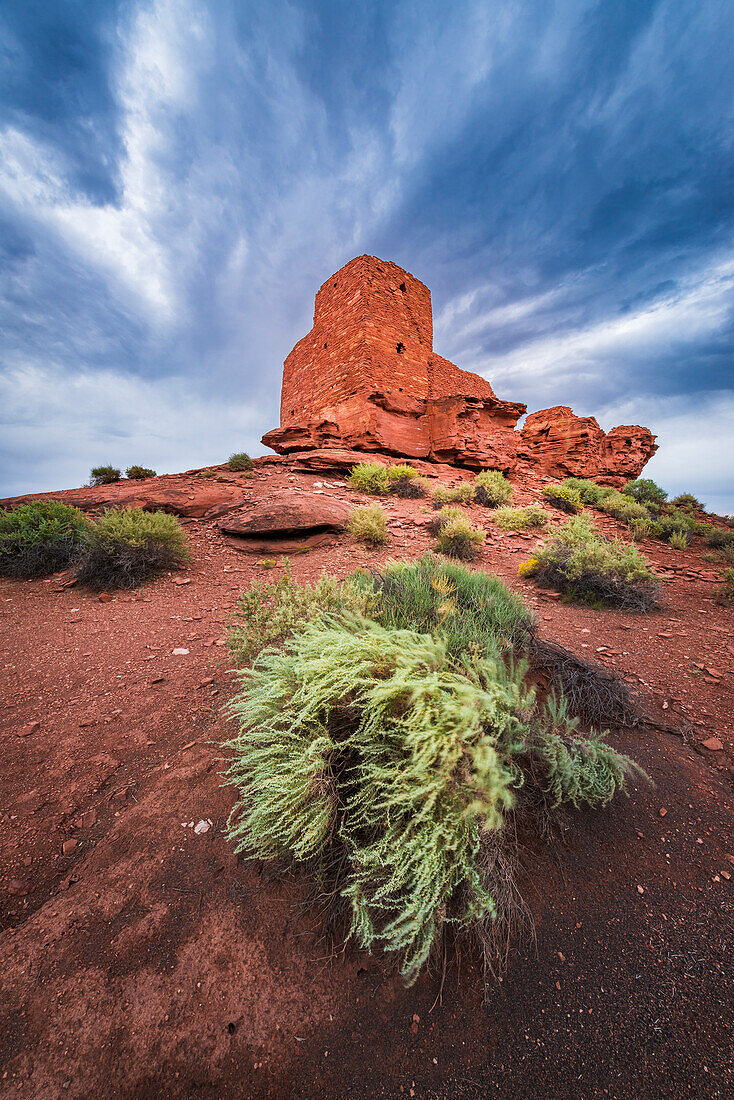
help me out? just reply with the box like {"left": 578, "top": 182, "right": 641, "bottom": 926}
{"left": 262, "top": 255, "right": 527, "bottom": 470}
{"left": 262, "top": 255, "right": 657, "bottom": 482}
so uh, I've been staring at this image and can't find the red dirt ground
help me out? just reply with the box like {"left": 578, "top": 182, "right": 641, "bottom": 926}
{"left": 1, "top": 463, "right": 732, "bottom": 1099}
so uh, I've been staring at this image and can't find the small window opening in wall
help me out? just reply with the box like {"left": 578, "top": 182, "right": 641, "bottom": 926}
{"left": 290, "top": 409, "right": 295, "bottom": 417}
{"left": 399, "top": 282, "right": 407, "bottom": 292}
{"left": 396, "top": 342, "right": 405, "bottom": 353}
{"left": 324, "top": 342, "right": 327, "bottom": 349}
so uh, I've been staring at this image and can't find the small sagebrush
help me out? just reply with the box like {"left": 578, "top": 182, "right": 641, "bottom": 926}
{"left": 347, "top": 504, "right": 388, "bottom": 546}
{"left": 390, "top": 474, "right": 429, "bottom": 499}
{"left": 90, "top": 465, "right": 121, "bottom": 486}
{"left": 474, "top": 470, "right": 513, "bottom": 508}
{"left": 714, "top": 568, "right": 734, "bottom": 606}
{"left": 541, "top": 484, "right": 583, "bottom": 514}
{"left": 74, "top": 508, "right": 189, "bottom": 589}
{"left": 348, "top": 463, "right": 390, "bottom": 495}
{"left": 526, "top": 514, "right": 660, "bottom": 611}
{"left": 435, "top": 511, "right": 485, "bottom": 561}
{"left": 493, "top": 504, "right": 549, "bottom": 531}
{"left": 126, "top": 465, "right": 156, "bottom": 480}
{"left": 597, "top": 492, "right": 649, "bottom": 524}
{"left": 0, "top": 500, "right": 89, "bottom": 578}
{"left": 228, "top": 452, "right": 254, "bottom": 471}
{"left": 432, "top": 483, "right": 475, "bottom": 508}
{"left": 560, "top": 478, "right": 615, "bottom": 508}
{"left": 671, "top": 493, "right": 703, "bottom": 512}
{"left": 669, "top": 531, "right": 688, "bottom": 550}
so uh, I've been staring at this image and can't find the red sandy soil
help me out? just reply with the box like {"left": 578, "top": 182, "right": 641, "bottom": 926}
{"left": 1, "top": 463, "right": 733, "bottom": 1099}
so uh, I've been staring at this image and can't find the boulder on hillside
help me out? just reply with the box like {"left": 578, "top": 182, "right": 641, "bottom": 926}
{"left": 219, "top": 490, "right": 351, "bottom": 553}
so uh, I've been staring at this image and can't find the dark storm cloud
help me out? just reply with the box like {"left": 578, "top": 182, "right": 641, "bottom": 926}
{"left": 0, "top": 0, "right": 732, "bottom": 505}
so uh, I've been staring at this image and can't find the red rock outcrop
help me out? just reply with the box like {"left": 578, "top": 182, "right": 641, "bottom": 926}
{"left": 220, "top": 491, "right": 351, "bottom": 552}
{"left": 262, "top": 255, "right": 526, "bottom": 471}
{"left": 518, "top": 407, "right": 658, "bottom": 485}
{"left": 263, "top": 255, "right": 657, "bottom": 482}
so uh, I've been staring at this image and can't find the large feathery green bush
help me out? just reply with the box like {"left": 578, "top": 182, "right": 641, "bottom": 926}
{"left": 224, "top": 616, "right": 645, "bottom": 984}
{"left": 0, "top": 500, "right": 89, "bottom": 578}
{"left": 74, "top": 508, "right": 189, "bottom": 589}
{"left": 474, "top": 470, "right": 513, "bottom": 508}
{"left": 227, "top": 564, "right": 377, "bottom": 664}
{"left": 527, "top": 514, "right": 659, "bottom": 611}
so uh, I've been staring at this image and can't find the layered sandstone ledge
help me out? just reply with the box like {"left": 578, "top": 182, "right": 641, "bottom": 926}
{"left": 263, "top": 256, "right": 657, "bottom": 485}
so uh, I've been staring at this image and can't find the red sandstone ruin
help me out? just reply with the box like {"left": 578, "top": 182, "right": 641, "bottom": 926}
{"left": 263, "top": 256, "right": 657, "bottom": 484}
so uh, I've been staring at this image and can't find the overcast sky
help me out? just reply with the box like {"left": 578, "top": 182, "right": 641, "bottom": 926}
{"left": 1, "top": 1, "right": 733, "bottom": 510}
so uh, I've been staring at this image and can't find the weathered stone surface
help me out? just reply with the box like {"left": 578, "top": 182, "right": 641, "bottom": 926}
{"left": 219, "top": 491, "right": 351, "bottom": 553}
{"left": 518, "top": 407, "right": 658, "bottom": 485}
{"left": 262, "top": 255, "right": 657, "bottom": 482}
{"left": 259, "top": 448, "right": 461, "bottom": 481}
{"left": 262, "top": 255, "right": 526, "bottom": 470}
{"left": 1, "top": 480, "right": 249, "bottom": 519}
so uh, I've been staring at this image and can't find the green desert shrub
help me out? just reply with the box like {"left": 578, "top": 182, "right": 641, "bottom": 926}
{"left": 671, "top": 493, "right": 703, "bottom": 512}
{"left": 386, "top": 464, "right": 419, "bottom": 482}
{"left": 493, "top": 504, "right": 549, "bottom": 531}
{"left": 669, "top": 531, "right": 688, "bottom": 550}
{"left": 90, "top": 465, "right": 121, "bottom": 486}
{"left": 698, "top": 523, "right": 734, "bottom": 550}
{"left": 224, "top": 616, "right": 645, "bottom": 985}
{"left": 473, "top": 470, "right": 513, "bottom": 508}
{"left": 74, "top": 508, "right": 189, "bottom": 589}
{"left": 714, "top": 568, "right": 734, "bottom": 606}
{"left": 629, "top": 518, "right": 654, "bottom": 541}
{"left": 542, "top": 484, "right": 583, "bottom": 514}
{"left": 598, "top": 491, "right": 649, "bottom": 524}
{"left": 560, "top": 478, "right": 615, "bottom": 508}
{"left": 623, "top": 479, "right": 668, "bottom": 507}
{"left": 526, "top": 515, "right": 660, "bottom": 611}
{"left": 0, "top": 500, "right": 89, "bottom": 578}
{"left": 389, "top": 472, "right": 429, "bottom": 499}
{"left": 227, "top": 565, "right": 376, "bottom": 664}
{"left": 228, "top": 452, "right": 254, "bottom": 471}
{"left": 125, "top": 465, "right": 156, "bottom": 480}
{"left": 347, "top": 504, "right": 389, "bottom": 545}
{"left": 435, "top": 511, "right": 485, "bottom": 561}
{"left": 365, "top": 552, "right": 533, "bottom": 652}
{"left": 432, "top": 482, "right": 475, "bottom": 508}
{"left": 348, "top": 462, "right": 390, "bottom": 495}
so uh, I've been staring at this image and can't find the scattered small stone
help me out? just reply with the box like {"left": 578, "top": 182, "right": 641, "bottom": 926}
{"left": 194, "top": 819, "right": 211, "bottom": 835}
{"left": 659, "top": 808, "right": 667, "bottom": 817}
{"left": 150, "top": 676, "right": 165, "bottom": 684}
{"left": 98, "top": 592, "right": 113, "bottom": 603}
{"left": 8, "top": 878, "right": 31, "bottom": 896}
{"left": 62, "top": 838, "right": 78, "bottom": 855}
{"left": 701, "top": 737, "right": 724, "bottom": 751}
{"left": 16, "top": 721, "right": 40, "bottom": 738}
{"left": 636, "top": 885, "right": 645, "bottom": 894}
{"left": 172, "top": 648, "right": 190, "bottom": 656}
{"left": 173, "top": 578, "right": 192, "bottom": 586}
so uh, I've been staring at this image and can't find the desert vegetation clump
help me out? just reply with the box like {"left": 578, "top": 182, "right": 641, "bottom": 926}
{"left": 433, "top": 509, "right": 485, "bottom": 561}
{"left": 432, "top": 482, "right": 475, "bottom": 508}
{"left": 623, "top": 479, "right": 668, "bottom": 507}
{"left": 125, "top": 465, "right": 156, "bottom": 480}
{"left": 74, "top": 508, "right": 189, "bottom": 590}
{"left": 0, "top": 500, "right": 89, "bottom": 579}
{"left": 224, "top": 589, "right": 645, "bottom": 984}
{"left": 90, "top": 465, "right": 121, "bottom": 486}
{"left": 668, "top": 531, "right": 689, "bottom": 550}
{"left": 522, "top": 515, "right": 660, "bottom": 611}
{"left": 559, "top": 478, "right": 615, "bottom": 508}
{"left": 541, "top": 484, "right": 583, "bottom": 514}
{"left": 387, "top": 467, "right": 429, "bottom": 499}
{"left": 596, "top": 491, "right": 649, "bottom": 524}
{"left": 473, "top": 470, "right": 513, "bottom": 508}
{"left": 348, "top": 462, "right": 390, "bottom": 495}
{"left": 493, "top": 504, "right": 549, "bottom": 531}
{"left": 347, "top": 504, "right": 389, "bottom": 546}
{"left": 228, "top": 452, "right": 254, "bottom": 472}
{"left": 714, "top": 568, "right": 734, "bottom": 606}
{"left": 671, "top": 493, "right": 703, "bottom": 512}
